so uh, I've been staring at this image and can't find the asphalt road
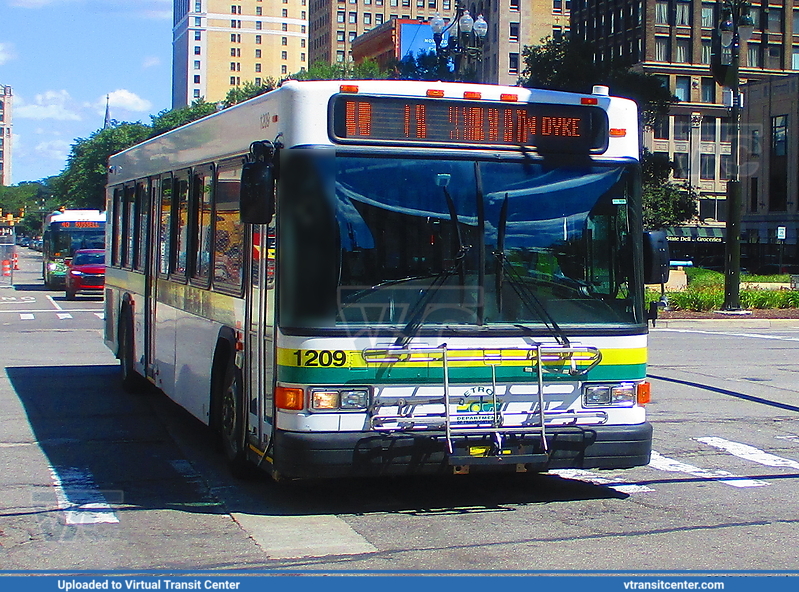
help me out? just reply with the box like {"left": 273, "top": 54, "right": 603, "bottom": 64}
{"left": 2, "top": 248, "right": 799, "bottom": 572}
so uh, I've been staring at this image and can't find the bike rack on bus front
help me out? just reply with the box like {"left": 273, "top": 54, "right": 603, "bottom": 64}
{"left": 361, "top": 344, "right": 604, "bottom": 463}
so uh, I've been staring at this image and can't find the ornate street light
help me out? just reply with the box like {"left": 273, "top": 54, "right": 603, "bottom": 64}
{"left": 715, "top": 0, "right": 754, "bottom": 312}
{"left": 430, "top": 4, "right": 488, "bottom": 81}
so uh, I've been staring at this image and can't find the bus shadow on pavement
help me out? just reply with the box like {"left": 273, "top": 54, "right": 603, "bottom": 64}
{"left": 6, "top": 364, "right": 631, "bottom": 520}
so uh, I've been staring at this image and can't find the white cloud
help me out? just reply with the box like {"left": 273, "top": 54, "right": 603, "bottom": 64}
{"left": 15, "top": 90, "right": 82, "bottom": 121}
{"left": 34, "top": 139, "right": 73, "bottom": 161}
{"left": 0, "top": 42, "right": 15, "bottom": 65}
{"left": 142, "top": 56, "right": 161, "bottom": 69}
{"left": 103, "top": 89, "right": 152, "bottom": 113}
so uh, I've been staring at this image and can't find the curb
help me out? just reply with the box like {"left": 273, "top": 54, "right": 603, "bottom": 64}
{"left": 654, "top": 318, "right": 799, "bottom": 329}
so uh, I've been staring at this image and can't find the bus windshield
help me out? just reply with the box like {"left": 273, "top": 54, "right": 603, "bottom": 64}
{"left": 48, "top": 228, "right": 105, "bottom": 255}
{"left": 279, "top": 153, "right": 641, "bottom": 334}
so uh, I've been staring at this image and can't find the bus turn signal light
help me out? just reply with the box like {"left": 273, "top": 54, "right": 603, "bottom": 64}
{"left": 276, "top": 386, "right": 304, "bottom": 410}
{"left": 637, "top": 382, "right": 651, "bottom": 405}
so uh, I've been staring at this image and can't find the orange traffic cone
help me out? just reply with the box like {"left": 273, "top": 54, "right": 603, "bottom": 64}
{"left": 1, "top": 260, "right": 10, "bottom": 277}
{"left": 12, "top": 253, "right": 19, "bottom": 270}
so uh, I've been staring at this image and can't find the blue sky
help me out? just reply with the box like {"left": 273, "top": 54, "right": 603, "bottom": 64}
{"left": 0, "top": 0, "right": 174, "bottom": 184}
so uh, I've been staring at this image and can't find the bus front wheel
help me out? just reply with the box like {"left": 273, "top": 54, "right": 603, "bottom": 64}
{"left": 217, "top": 359, "right": 251, "bottom": 478}
{"left": 119, "top": 312, "right": 145, "bottom": 392}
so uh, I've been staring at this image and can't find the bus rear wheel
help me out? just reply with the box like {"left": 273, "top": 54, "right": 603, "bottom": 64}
{"left": 217, "top": 360, "right": 251, "bottom": 478}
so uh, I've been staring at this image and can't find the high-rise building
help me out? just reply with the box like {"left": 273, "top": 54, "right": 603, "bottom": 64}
{"left": 310, "top": 1, "right": 569, "bottom": 86}
{"left": 0, "top": 84, "right": 12, "bottom": 186}
{"left": 172, "top": 0, "right": 309, "bottom": 108}
{"left": 570, "top": 0, "right": 799, "bottom": 227}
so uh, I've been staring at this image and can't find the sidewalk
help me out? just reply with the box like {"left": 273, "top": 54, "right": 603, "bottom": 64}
{"left": 654, "top": 317, "right": 799, "bottom": 329}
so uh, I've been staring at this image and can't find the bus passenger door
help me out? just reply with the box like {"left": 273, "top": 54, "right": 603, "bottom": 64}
{"left": 245, "top": 224, "right": 275, "bottom": 451}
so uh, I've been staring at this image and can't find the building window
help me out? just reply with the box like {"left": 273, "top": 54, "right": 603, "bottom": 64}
{"left": 194, "top": 46, "right": 201, "bottom": 55}
{"left": 195, "top": 31, "right": 201, "bottom": 40}
{"left": 766, "top": 45, "right": 782, "bottom": 69}
{"left": 675, "top": 38, "right": 691, "bottom": 63}
{"left": 675, "top": 76, "right": 691, "bottom": 102}
{"left": 417, "top": 0, "right": 424, "bottom": 7}
{"left": 701, "top": 40, "right": 712, "bottom": 64}
{"left": 301, "top": 52, "right": 306, "bottom": 62}
{"left": 337, "top": 50, "right": 345, "bottom": 62}
{"left": 701, "top": 78, "right": 715, "bottom": 103}
{"left": 337, "top": 11, "right": 345, "bottom": 22}
{"left": 282, "top": 9, "right": 288, "bottom": 17}
{"left": 654, "top": 115, "right": 669, "bottom": 140}
{"left": 720, "top": 154, "right": 732, "bottom": 181}
{"left": 794, "top": 8, "right": 799, "bottom": 35}
{"left": 508, "top": 0, "right": 517, "bottom": 9}
{"left": 792, "top": 47, "right": 799, "bottom": 69}
{"left": 772, "top": 115, "right": 788, "bottom": 156}
{"left": 673, "top": 153, "right": 689, "bottom": 179}
{"left": 509, "top": 22, "right": 519, "bottom": 42}
{"left": 747, "top": 43, "right": 761, "bottom": 67}
{"left": 349, "top": 30, "right": 357, "bottom": 42}
{"left": 365, "top": 13, "right": 371, "bottom": 25}
{"left": 255, "top": 77, "right": 262, "bottom": 86}
{"left": 281, "top": 51, "right": 288, "bottom": 60}
{"left": 375, "top": 13, "right": 383, "bottom": 24}
{"left": 701, "top": 116, "right": 716, "bottom": 141}
{"left": 553, "top": 0, "right": 562, "bottom": 12}
{"left": 193, "top": 89, "right": 201, "bottom": 98}
{"left": 701, "top": 4, "right": 714, "bottom": 28}
{"left": 700, "top": 154, "right": 716, "bottom": 180}
{"left": 256, "top": 21, "right": 262, "bottom": 30}
{"left": 349, "top": 12, "right": 357, "bottom": 23}
{"left": 282, "top": 37, "right": 288, "bottom": 45}
{"left": 751, "top": 128, "right": 761, "bottom": 156}
{"left": 767, "top": 8, "right": 783, "bottom": 33}
{"left": 337, "top": 30, "right": 345, "bottom": 41}
{"left": 676, "top": 0, "right": 691, "bottom": 26}
{"left": 255, "top": 35, "right": 262, "bottom": 43}
{"left": 194, "top": 75, "right": 201, "bottom": 83}
{"left": 509, "top": 53, "right": 519, "bottom": 74}
{"left": 282, "top": 22, "right": 288, "bottom": 30}
{"left": 256, "top": 6, "right": 262, "bottom": 15}
{"left": 194, "top": 60, "right": 201, "bottom": 69}
{"left": 282, "top": 65, "right": 288, "bottom": 74}
{"left": 553, "top": 26, "right": 563, "bottom": 42}
{"left": 655, "top": 1, "right": 669, "bottom": 25}
{"left": 255, "top": 49, "right": 261, "bottom": 58}
{"left": 655, "top": 37, "right": 669, "bottom": 61}
{"left": 674, "top": 114, "right": 690, "bottom": 141}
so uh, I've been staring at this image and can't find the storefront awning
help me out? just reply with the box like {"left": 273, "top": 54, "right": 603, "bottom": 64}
{"left": 665, "top": 226, "right": 725, "bottom": 243}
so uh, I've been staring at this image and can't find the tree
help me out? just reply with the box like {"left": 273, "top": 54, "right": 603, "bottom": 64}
{"left": 520, "top": 37, "right": 675, "bottom": 128}
{"left": 53, "top": 122, "right": 151, "bottom": 210}
{"left": 149, "top": 99, "right": 218, "bottom": 138}
{"left": 222, "top": 79, "right": 279, "bottom": 107}
{"left": 293, "top": 59, "right": 387, "bottom": 81}
{"left": 390, "top": 51, "right": 452, "bottom": 81}
{"left": 641, "top": 150, "right": 698, "bottom": 228}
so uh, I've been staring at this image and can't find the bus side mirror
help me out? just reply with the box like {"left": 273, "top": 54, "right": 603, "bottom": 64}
{"left": 240, "top": 161, "right": 276, "bottom": 225}
{"left": 643, "top": 230, "right": 670, "bottom": 285}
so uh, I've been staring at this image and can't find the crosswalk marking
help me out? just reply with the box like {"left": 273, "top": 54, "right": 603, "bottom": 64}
{"left": 549, "top": 468, "right": 654, "bottom": 494}
{"left": 49, "top": 466, "right": 119, "bottom": 525}
{"left": 95, "top": 312, "right": 104, "bottom": 319}
{"left": 648, "top": 450, "right": 769, "bottom": 488}
{"left": 57, "top": 313, "right": 73, "bottom": 320}
{"left": 20, "top": 313, "right": 34, "bottom": 320}
{"left": 696, "top": 437, "right": 799, "bottom": 470}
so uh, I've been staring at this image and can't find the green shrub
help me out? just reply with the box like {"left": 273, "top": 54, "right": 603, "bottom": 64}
{"left": 684, "top": 267, "right": 724, "bottom": 290}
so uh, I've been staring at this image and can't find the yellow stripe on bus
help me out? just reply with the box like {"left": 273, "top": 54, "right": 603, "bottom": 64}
{"left": 277, "top": 347, "right": 646, "bottom": 369}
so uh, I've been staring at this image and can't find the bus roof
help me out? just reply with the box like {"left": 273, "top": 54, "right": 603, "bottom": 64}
{"left": 44, "top": 210, "right": 106, "bottom": 224}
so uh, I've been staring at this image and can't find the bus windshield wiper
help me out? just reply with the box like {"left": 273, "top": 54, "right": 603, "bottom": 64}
{"left": 339, "top": 273, "right": 445, "bottom": 308}
{"left": 493, "top": 193, "right": 569, "bottom": 347}
{"left": 393, "top": 245, "right": 470, "bottom": 348}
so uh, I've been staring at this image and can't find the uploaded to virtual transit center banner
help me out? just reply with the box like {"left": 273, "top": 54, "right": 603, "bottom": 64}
{"left": 0, "top": 574, "right": 798, "bottom": 592}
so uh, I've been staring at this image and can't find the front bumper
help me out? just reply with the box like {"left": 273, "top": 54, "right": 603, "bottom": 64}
{"left": 270, "top": 423, "right": 652, "bottom": 480}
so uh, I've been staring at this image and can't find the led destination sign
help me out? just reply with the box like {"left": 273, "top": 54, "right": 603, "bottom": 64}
{"left": 331, "top": 95, "right": 609, "bottom": 153}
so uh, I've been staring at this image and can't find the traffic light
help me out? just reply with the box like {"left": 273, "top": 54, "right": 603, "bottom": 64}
{"left": 18, "top": 207, "right": 25, "bottom": 218}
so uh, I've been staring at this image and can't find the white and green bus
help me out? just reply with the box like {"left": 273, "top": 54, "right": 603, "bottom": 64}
{"left": 42, "top": 209, "right": 106, "bottom": 288}
{"left": 104, "top": 80, "right": 668, "bottom": 480}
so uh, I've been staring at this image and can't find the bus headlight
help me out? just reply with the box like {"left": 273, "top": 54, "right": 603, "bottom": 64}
{"left": 583, "top": 383, "right": 636, "bottom": 407}
{"left": 310, "top": 387, "right": 369, "bottom": 411}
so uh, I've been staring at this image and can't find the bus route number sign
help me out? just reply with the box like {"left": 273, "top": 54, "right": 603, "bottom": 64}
{"left": 56, "top": 221, "right": 102, "bottom": 228}
{"left": 330, "top": 95, "right": 609, "bottom": 154}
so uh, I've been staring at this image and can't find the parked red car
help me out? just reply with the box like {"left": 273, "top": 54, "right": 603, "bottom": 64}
{"left": 65, "top": 249, "right": 105, "bottom": 300}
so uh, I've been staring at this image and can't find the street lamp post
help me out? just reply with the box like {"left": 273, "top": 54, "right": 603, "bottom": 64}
{"left": 717, "top": 0, "right": 754, "bottom": 311}
{"left": 430, "top": 4, "right": 488, "bottom": 81}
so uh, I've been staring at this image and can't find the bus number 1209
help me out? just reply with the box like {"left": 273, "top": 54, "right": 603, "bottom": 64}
{"left": 294, "top": 350, "right": 348, "bottom": 367}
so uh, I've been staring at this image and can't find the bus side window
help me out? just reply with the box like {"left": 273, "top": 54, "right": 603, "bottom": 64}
{"left": 124, "top": 184, "right": 136, "bottom": 269}
{"left": 134, "top": 180, "right": 150, "bottom": 272}
{"left": 112, "top": 187, "right": 124, "bottom": 267}
{"left": 192, "top": 164, "right": 214, "bottom": 283}
{"left": 214, "top": 159, "right": 245, "bottom": 293}
{"left": 173, "top": 170, "right": 191, "bottom": 279}
{"left": 158, "top": 175, "right": 173, "bottom": 277}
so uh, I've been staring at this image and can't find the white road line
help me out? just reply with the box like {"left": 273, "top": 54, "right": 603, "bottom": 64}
{"left": 19, "top": 313, "right": 34, "bottom": 320}
{"left": 696, "top": 437, "right": 799, "bottom": 470}
{"left": 548, "top": 468, "right": 654, "bottom": 494}
{"left": 95, "top": 312, "right": 104, "bottom": 319}
{"left": 46, "top": 294, "right": 63, "bottom": 311}
{"left": 57, "top": 312, "right": 73, "bottom": 320}
{"left": 648, "top": 451, "right": 769, "bottom": 488}
{"left": 0, "top": 309, "right": 103, "bottom": 315}
{"left": 231, "top": 513, "right": 377, "bottom": 559}
{"left": 656, "top": 328, "right": 799, "bottom": 342}
{"left": 48, "top": 467, "right": 119, "bottom": 525}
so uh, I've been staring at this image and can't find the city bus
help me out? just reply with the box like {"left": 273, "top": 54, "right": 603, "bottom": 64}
{"left": 104, "top": 79, "right": 668, "bottom": 481}
{"left": 42, "top": 209, "right": 106, "bottom": 288}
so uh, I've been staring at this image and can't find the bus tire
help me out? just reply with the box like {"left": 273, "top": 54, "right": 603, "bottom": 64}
{"left": 217, "top": 358, "right": 251, "bottom": 479}
{"left": 119, "top": 311, "right": 145, "bottom": 392}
